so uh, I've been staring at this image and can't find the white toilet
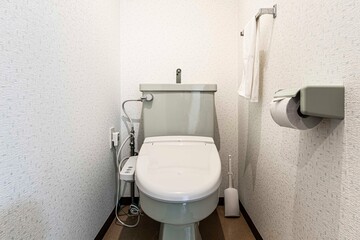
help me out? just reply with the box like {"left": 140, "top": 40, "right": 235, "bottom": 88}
{"left": 135, "top": 84, "right": 221, "bottom": 240}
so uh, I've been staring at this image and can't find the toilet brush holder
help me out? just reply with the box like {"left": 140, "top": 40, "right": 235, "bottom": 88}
{"left": 224, "top": 155, "right": 240, "bottom": 217}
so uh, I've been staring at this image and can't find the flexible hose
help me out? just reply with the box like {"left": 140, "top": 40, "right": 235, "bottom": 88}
{"left": 115, "top": 96, "right": 152, "bottom": 228}
{"left": 121, "top": 95, "right": 153, "bottom": 130}
{"left": 114, "top": 134, "right": 141, "bottom": 227}
{"left": 122, "top": 99, "right": 141, "bottom": 130}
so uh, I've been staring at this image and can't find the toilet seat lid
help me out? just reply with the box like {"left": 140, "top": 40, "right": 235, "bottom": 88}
{"left": 135, "top": 136, "right": 221, "bottom": 202}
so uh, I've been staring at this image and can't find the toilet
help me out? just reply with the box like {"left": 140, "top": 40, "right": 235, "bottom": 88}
{"left": 135, "top": 84, "right": 221, "bottom": 240}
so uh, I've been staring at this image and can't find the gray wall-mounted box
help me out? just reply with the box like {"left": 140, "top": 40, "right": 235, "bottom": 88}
{"left": 274, "top": 85, "right": 344, "bottom": 119}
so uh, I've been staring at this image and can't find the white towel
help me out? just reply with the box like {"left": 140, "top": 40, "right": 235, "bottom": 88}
{"left": 238, "top": 17, "right": 260, "bottom": 102}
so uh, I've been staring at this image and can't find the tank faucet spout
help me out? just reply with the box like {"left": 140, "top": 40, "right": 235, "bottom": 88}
{"left": 176, "top": 68, "right": 181, "bottom": 84}
{"left": 140, "top": 93, "right": 153, "bottom": 102}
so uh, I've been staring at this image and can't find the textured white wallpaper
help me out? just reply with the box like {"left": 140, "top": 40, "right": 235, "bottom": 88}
{"left": 119, "top": 0, "right": 239, "bottom": 196}
{"left": 238, "top": 0, "right": 360, "bottom": 239}
{"left": 0, "top": 1, "right": 120, "bottom": 239}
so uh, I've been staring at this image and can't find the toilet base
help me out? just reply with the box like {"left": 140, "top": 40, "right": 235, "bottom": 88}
{"left": 138, "top": 190, "right": 219, "bottom": 240}
{"left": 159, "top": 222, "right": 202, "bottom": 240}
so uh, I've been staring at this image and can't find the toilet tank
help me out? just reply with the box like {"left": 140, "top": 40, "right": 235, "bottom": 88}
{"left": 140, "top": 84, "right": 217, "bottom": 139}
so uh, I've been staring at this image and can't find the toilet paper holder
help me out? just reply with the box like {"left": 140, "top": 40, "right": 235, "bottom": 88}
{"left": 273, "top": 85, "right": 344, "bottom": 119}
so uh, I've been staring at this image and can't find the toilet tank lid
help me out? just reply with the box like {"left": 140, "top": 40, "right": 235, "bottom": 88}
{"left": 144, "top": 136, "right": 214, "bottom": 144}
{"left": 139, "top": 84, "right": 217, "bottom": 92}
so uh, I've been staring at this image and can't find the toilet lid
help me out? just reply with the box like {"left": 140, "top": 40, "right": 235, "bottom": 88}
{"left": 135, "top": 136, "right": 221, "bottom": 202}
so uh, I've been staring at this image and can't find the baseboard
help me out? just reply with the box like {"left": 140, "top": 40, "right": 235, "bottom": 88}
{"left": 95, "top": 197, "right": 262, "bottom": 240}
{"left": 94, "top": 208, "right": 115, "bottom": 240}
{"left": 218, "top": 196, "right": 224, "bottom": 205}
{"left": 238, "top": 201, "right": 263, "bottom": 240}
{"left": 120, "top": 197, "right": 140, "bottom": 205}
{"left": 219, "top": 197, "right": 263, "bottom": 240}
{"left": 94, "top": 197, "right": 140, "bottom": 240}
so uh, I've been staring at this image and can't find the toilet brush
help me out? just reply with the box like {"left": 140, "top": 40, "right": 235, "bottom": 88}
{"left": 224, "top": 155, "right": 240, "bottom": 217}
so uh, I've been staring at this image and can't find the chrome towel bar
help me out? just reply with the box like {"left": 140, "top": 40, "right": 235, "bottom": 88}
{"left": 240, "top": 4, "right": 277, "bottom": 36}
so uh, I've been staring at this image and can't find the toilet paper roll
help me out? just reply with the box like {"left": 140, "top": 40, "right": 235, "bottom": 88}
{"left": 270, "top": 97, "right": 322, "bottom": 130}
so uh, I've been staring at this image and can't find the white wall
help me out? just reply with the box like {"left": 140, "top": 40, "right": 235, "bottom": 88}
{"left": 0, "top": 1, "right": 120, "bottom": 239}
{"left": 238, "top": 0, "right": 360, "bottom": 239}
{"left": 119, "top": 0, "right": 239, "bottom": 196}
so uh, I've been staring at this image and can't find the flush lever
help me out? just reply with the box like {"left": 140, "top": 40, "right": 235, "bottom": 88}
{"left": 176, "top": 68, "right": 181, "bottom": 84}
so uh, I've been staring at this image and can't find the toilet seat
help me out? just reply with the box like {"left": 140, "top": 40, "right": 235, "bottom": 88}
{"left": 136, "top": 136, "right": 221, "bottom": 202}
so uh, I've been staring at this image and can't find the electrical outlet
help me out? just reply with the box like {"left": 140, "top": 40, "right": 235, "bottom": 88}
{"left": 110, "top": 127, "right": 115, "bottom": 149}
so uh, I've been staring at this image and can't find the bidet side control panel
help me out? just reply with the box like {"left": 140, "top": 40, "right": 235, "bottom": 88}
{"left": 120, "top": 156, "right": 137, "bottom": 182}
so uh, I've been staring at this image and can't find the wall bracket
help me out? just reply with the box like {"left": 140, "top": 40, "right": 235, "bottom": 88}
{"left": 240, "top": 4, "right": 277, "bottom": 36}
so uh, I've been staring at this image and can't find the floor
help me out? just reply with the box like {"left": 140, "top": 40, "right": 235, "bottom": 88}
{"left": 103, "top": 206, "right": 255, "bottom": 240}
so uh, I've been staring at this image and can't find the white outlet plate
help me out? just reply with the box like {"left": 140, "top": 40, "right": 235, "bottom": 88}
{"left": 109, "top": 127, "right": 115, "bottom": 149}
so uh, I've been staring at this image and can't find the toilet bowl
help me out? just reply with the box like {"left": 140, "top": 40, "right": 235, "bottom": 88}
{"left": 136, "top": 136, "right": 221, "bottom": 240}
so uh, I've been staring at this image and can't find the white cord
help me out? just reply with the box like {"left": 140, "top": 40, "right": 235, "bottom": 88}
{"left": 116, "top": 135, "right": 131, "bottom": 164}
{"left": 119, "top": 157, "right": 129, "bottom": 170}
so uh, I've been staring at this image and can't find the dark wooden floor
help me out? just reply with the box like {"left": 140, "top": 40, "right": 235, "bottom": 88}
{"left": 103, "top": 206, "right": 255, "bottom": 240}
